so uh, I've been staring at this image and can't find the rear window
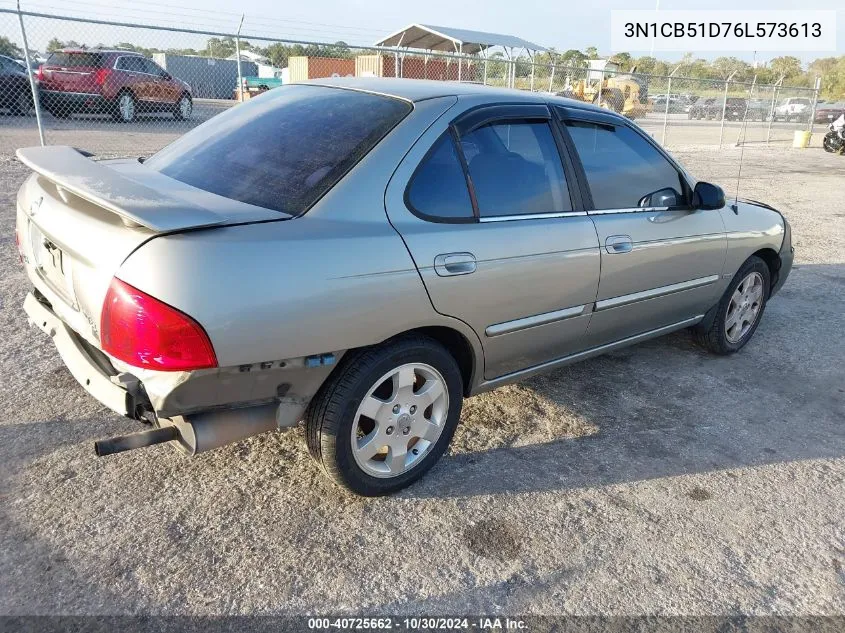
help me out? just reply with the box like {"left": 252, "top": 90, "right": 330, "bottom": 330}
{"left": 45, "top": 52, "right": 105, "bottom": 67}
{"left": 145, "top": 85, "right": 411, "bottom": 215}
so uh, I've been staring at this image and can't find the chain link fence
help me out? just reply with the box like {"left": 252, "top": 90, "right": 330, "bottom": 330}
{"left": 0, "top": 7, "right": 826, "bottom": 158}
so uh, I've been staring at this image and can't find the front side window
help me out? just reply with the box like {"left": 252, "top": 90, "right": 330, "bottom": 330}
{"left": 146, "top": 85, "right": 411, "bottom": 215}
{"left": 461, "top": 121, "right": 571, "bottom": 217}
{"left": 141, "top": 59, "right": 165, "bottom": 76}
{"left": 406, "top": 133, "right": 474, "bottom": 220}
{"left": 565, "top": 121, "right": 686, "bottom": 210}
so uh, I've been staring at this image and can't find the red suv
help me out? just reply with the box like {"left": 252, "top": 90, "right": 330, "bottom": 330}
{"left": 37, "top": 49, "right": 192, "bottom": 122}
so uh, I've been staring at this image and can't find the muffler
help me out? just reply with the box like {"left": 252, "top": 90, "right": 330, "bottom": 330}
{"left": 94, "top": 403, "right": 278, "bottom": 457}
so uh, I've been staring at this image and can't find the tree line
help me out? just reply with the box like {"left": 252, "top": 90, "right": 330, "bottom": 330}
{"left": 2, "top": 34, "right": 841, "bottom": 100}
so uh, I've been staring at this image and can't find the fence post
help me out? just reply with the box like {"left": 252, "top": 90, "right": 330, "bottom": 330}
{"left": 718, "top": 71, "right": 736, "bottom": 150}
{"left": 808, "top": 76, "right": 822, "bottom": 138}
{"left": 234, "top": 14, "right": 244, "bottom": 102}
{"left": 661, "top": 76, "right": 672, "bottom": 145}
{"left": 597, "top": 67, "right": 605, "bottom": 109}
{"left": 735, "top": 74, "right": 757, "bottom": 147}
{"left": 16, "top": 0, "right": 45, "bottom": 146}
{"left": 766, "top": 76, "right": 783, "bottom": 145}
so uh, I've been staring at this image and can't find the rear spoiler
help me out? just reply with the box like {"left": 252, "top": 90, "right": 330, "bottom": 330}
{"left": 16, "top": 145, "right": 224, "bottom": 232}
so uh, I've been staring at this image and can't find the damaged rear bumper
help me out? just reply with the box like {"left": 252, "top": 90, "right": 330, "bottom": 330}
{"left": 24, "top": 290, "right": 340, "bottom": 454}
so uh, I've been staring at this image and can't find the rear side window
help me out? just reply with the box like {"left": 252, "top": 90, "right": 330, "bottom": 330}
{"left": 462, "top": 121, "right": 571, "bottom": 217}
{"left": 115, "top": 56, "right": 144, "bottom": 72}
{"left": 406, "top": 133, "right": 474, "bottom": 220}
{"left": 45, "top": 52, "right": 104, "bottom": 67}
{"left": 146, "top": 85, "right": 411, "bottom": 215}
{"left": 566, "top": 121, "right": 685, "bottom": 210}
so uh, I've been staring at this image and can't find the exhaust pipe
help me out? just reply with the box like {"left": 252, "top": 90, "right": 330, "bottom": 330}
{"left": 94, "top": 426, "right": 180, "bottom": 457}
{"left": 94, "top": 403, "right": 278, "bottom": 457}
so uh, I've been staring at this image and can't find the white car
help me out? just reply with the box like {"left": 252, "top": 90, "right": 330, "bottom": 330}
{"left": 773, "top": 97, "right": 811, "bottom": 122}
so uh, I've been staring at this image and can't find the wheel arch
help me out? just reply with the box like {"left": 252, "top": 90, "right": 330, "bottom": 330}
{"left": 751, "top": 247, "right": 781, "bottom": 292}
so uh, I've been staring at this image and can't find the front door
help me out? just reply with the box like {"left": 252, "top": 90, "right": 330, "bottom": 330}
{"left": 385, "top": 102, "right": 601, "bottom": 379}
{"left": 558, "top": 110, "right": 727, "bottom": 346}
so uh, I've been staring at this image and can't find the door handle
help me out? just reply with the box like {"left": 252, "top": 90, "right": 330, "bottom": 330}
{"left": 434, "top": 253, "right": 477, "bottom": 277}
{"left": 605, "top": 235, "right": 633, "bottom": 254}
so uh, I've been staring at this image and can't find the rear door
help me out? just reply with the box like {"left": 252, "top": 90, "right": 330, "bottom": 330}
{"left": 386, "top": 101, "right": 601, "bottom": 380}
{"left": 556, "top": 108, "right": 727, "bottom": 346}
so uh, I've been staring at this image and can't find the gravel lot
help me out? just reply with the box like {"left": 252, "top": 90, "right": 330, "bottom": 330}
{"left": 0, "top": 115, "right": 843, "bottom": 618}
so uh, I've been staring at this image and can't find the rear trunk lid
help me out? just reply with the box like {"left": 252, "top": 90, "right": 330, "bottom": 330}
{"left": 16, "top": 145, "right": 284, "bottom": 345}
{"left": 39, "top": 51, "right": 105, "bottom": 94}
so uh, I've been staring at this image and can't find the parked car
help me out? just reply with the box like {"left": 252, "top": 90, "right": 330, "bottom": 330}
{"left": 37, "top": 49, "right": 192, "bottom": 122}
{"left": 746, "top": 99, "right": 771, "bottom": 121}
{"left": 15, "top": 79, "right": 793, "bottom": 496}
{"left": 0, "top": 54, "right": 33, "bottom": 115}
{"left": 705, "top": 97, "right": 747, "bottom": 121}
{"left": 652, "top": 95, "right": 690, "bottom": 113}
{"left": 688, "top": 97, "right": 715, "bottom": 119}
{"left": 773, "top": 97, "right": 812, "bottom": 122}
{"left": 814, "top": 101, "right": 845, "bottom": 124}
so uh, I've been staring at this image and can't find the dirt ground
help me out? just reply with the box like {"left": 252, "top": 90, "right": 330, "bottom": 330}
{"left": 0, "top": 118, "right": 843, "bottom": 618}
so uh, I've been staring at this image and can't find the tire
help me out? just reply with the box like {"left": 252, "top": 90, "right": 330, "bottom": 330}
{"left": 306, "top": 335, "right": 464, "bottom": 496}
{"left": 823, "top": 132, "right": 844, "bottom": 154}
{"left": 173, "top": 93, "right": 192, "bottom": 120}
{"left": 595, "top": 88, "right": 624, "bottom": 113}
{"left": 694, "top": 256, "right": 771, "bottom": 355}
{"left": 10, "top": 88, "right": 32, "bottom": 116}
{"left": 112, "top": 91, "right": 136, "bottom": 123}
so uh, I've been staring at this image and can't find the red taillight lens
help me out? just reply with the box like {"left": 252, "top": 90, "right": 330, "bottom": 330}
{"left": 94, "top": 67, "right": 111, "bottom": 86}
{"left": 36, "top": 65, "right": 44, "bottom": 81}
{"left": 100, "top": 278, "right": 217, "bottom": 371}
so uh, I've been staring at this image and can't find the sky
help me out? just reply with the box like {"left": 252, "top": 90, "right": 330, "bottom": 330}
{"left": 1, "top": 0, "right": 842, "bottom": 64}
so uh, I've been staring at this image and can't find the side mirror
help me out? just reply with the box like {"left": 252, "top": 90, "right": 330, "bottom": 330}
{"left": 161, "top": 71, "right": 171, "bottom": 80}
{"left": 692, "top": 181, "right": 726, "bottom": 210}
{"left": 638, "top": 187, "right": 680, "bottom": 208}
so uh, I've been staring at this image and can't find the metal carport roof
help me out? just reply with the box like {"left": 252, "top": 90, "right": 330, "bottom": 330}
{"left": 374, "top": 23, "right": 547, "bottom": 55}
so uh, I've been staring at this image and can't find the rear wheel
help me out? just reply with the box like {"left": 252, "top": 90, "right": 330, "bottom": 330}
{"left": 112, "top": 91, "right": 136, "bottom": 123}
{"left": 11, "top": 88, "right": 32, "bottom": 115}
{"left": 306, "top": 335, "right": 463, "bottom": 496}
{"left": 694, "top": 256, "right": 770, "bottom": 355}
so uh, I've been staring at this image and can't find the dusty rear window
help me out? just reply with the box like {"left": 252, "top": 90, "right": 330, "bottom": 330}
{"left": 145, "top": 85, "right": 412, "bottom": 216}
{"left": 45, "top": 52, "right": 105, "bottom": 67}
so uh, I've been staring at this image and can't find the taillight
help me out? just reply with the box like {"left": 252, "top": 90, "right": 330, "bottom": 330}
{"left": 100, "top": 278, "right": 217, "bottom": 371}
{"left": 35, "top": 65, "right": 44, "bottom": 81}
{"left": 94, "top": 67, "right": 112, "bottom": 86}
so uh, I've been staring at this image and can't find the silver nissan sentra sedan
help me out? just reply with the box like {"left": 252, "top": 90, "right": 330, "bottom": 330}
{"left": 16, "top": 78, "right": 793, "bottom": 495}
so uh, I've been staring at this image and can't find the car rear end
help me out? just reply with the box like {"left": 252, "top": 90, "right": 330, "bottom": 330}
{"left": 15, "top": 83, "right": 418, "bottom": 457}
{"left": 37, "top": 50, "right": 115, "bottom": 116}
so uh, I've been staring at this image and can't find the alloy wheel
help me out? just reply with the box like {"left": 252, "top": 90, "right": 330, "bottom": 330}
{"left": 350, "top": 362, "right": 449, "bottom": 478}
{"left": 725, "top": 272, "right": 764, "bottom": 343}
{"left": 178, "top": 96, "right": 192, "bottom": 119}
{"left": 119, "top": 93, "right": 135, "bottom": 122}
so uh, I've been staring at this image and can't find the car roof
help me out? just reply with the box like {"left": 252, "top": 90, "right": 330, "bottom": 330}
{"left": 300, "top": 76, "right": 613, "bottom": 116}
{"left": 52, "top": 48, "right": 141, "bottom": 56}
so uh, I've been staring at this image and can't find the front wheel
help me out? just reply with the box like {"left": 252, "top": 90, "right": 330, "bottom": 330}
{"left": 823, "top": 132, "right": 844, "bottom": 154}
{"left": 306, "top": 335, "right": 463, "bottom": 496}
{"left": 173, "top": 94, "right": 192, "bottom": 120}
{"left": 694, "top": 256, "right": 770, "bottom": 355}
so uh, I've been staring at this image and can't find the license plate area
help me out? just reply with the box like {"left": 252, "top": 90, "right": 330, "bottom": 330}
{"left": 29, "top": 222, "right": 76, "bottom": 305}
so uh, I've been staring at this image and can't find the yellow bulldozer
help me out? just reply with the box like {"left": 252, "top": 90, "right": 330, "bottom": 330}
{"left": 557, "top": 72, "right": 650, "bottom": 119}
